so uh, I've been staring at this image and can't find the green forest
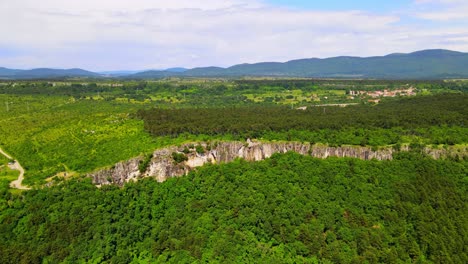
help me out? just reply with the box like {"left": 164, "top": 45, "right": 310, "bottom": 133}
{"left": 0, "top": 79, "right": 467, "bottom": 263}
{"left": 1, "top": 153, "right": 466, "bottom": 263}
{"left": 138, "top": 94, "right": 467, "bottom": 146}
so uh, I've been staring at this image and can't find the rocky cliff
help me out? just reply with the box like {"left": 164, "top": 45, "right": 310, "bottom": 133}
{"left": 89, "top": 140, "right": 467, "bottom": 186}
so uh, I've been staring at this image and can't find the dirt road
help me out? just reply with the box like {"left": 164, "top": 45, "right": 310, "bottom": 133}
{"left": 0, "top": 148, "right": 30, "bottom": 190}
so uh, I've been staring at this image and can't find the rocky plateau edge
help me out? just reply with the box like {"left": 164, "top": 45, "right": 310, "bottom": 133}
{"left": 87, "top": 140, "right": 467, "bottom": 186}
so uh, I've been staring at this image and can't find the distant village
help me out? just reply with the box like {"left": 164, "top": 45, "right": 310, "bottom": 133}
{"left": 46, "top": 82, "right": 124, "bottom": 87}
{"left": 347, "top": 87, "right": 416, "bottom": 103}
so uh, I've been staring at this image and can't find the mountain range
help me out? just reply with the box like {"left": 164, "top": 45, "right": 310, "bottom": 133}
{"left": 0, "top": 68, "right": 100, "bottom": 79}
{"left": 1, "top": 49, "right": 468, "bottom": 79}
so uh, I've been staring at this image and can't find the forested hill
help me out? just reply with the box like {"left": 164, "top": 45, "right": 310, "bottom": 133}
{"left": 2, "top": 49, "right": 468, "bottom": 79}
{"left": 0, "top": 68, "right": 100, "bottom": 79}
{"left": 131, "top": 49, "right": 468, "bottom": 79}
{"left": 1, "top": 153, "right": 466, "bottom": 263}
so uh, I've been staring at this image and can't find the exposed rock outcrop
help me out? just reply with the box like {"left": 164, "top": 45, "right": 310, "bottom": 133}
{"left": 91, "top": 158, "right": 142, "bottom": 186}
{"left": 89, "top": 140, "right": 467, "bottom": 186}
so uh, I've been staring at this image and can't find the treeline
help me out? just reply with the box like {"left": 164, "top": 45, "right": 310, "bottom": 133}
{"left": 137, "top": 94, "right": 467, "bottom": 144}
{"left": 0, "top": 82, "right": 147, "bottom": 96}
{"left": 1, "top": 79, "right": 467, "bottom": 97}
{"left": 0, "top": 153, "right": 466, "bottom": 263}
{"left": 234, "top": 79, "right": 468, "bottom": 92}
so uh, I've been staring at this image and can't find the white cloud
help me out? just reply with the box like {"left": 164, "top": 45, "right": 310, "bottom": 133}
{"left": 0, "top": 0, "right": 467, "bottom": 70}
{"left": 413, "top": 0, "right": 468, "bottom": 21}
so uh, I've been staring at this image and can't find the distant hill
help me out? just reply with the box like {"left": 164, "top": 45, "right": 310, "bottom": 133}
{"left": 0, "top": 67, "right": 22, "bottom": 77}
{"left": 102, "top": 67, "right": 187, "bottom": 78}
{"left": 2, "top": 49, "right": 468, "bottom": 79}
{"left": 99, "top": 70, "right": 142, "bottom": 77}
{"left": 126, "top": 70, "right": 176, "bottom": 78}
{"left": 0, "top": 68, "right": 101, "bottom": 79}
{"left": 99, "top": 68, "right": 187, "bottom": 77}
{"left": 165, "top": 67, "right": 188, "bottom": 73}
{"left": 129, "top": 49, "right": 468, "bottom": 79}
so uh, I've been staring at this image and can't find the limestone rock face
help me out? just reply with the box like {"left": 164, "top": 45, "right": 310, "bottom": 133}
{"left": 424, "top": 146, "right": 467, "bottom": 160}
{"left": 91, "top": 158, "right": 142, "bottom": 186}
{"left": 88, "top": 141, "right": 466, "bottom": 186}
{"left": 145, "top": 147, "right": 188, "bottom": 182}
{"left": 309, "top": 146, "right": 394, "bottom": 160}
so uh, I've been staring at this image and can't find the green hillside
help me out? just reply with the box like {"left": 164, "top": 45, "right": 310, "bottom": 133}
{"left": 131, "top": 49, "right": 468, "bottom": 79}
{"left": 0, "top": 79, "right": 466, "bottom": 263}
{"left": 1, "top": 153, "right": 466, "bottom": 263}
{"left": 3, "top": 50, "right": 468, "bottom": 79}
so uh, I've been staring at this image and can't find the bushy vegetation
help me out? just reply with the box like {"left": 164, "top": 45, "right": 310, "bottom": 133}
{"left": 172, "top": 152, "right": 188, "bottom": 164}
{"left": 0, "top": 153, "right": 466, "bottom": 263}
{"left": 138, "top": 94, "right": 467, "bottom": 145}
{"left": 0, "top": 95, "right": 231, "bottom": 185}
{"left": 1, "top": 78, "right": 466, "bottom": 107}
{"left": 0, "top": 96, "right": 159, "bottom": 184}
{"left": 0, "top": 167, "right": 19, "bottom": 198}
{"left": 0, "top": 154, "right": 11, "bottom": 165}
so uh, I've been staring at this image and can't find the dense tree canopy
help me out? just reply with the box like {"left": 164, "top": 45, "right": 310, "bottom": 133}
{"left": 0, "top": 153, "right": 466, "bottom": 263}
{"left": 137, "top": 94, "right": 467, "bottom": 145}
{"left": 1, "top": 79, "right": 466, "bottom": 263}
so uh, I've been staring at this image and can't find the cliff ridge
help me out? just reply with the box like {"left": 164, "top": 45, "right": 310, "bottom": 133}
{"left": 89, "top": 140, "right": 466, "bottom": 186}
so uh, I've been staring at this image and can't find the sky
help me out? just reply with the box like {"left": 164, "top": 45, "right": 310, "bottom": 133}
{"left": 1, "top": 0, "right": 468, "bottom": 71}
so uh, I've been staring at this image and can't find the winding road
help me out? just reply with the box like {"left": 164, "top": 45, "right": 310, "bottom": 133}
{"left": 0, "top": 148, "right": 30, "bottom": 190}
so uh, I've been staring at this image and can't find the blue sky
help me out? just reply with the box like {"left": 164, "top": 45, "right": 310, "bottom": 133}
{"left": 0, "top": 0, "right": 467, "bottom": 71}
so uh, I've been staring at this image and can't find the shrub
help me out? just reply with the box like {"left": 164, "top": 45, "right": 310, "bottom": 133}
{"left": 172, "top": 152, "right": 188, "bottom": 164}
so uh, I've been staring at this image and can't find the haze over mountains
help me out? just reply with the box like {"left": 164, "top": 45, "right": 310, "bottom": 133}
{"left": 1, "top": 49, "right": 468, "bottom": 79}
{"left": 0, "top": 68, "right": 100, "bottom": 79}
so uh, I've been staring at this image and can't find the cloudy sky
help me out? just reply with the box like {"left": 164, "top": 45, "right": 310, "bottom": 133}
{"left": 1, "top": 0, "right": 467, "bottom": 71}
